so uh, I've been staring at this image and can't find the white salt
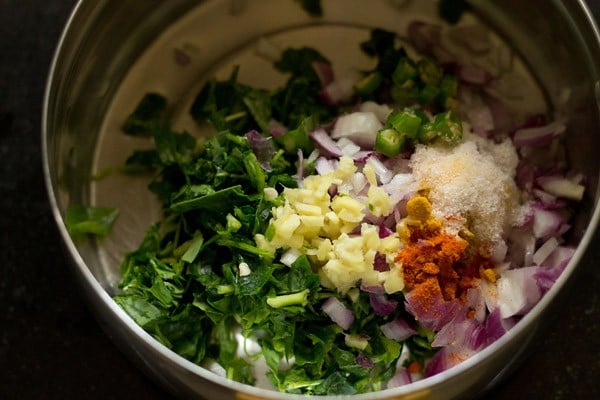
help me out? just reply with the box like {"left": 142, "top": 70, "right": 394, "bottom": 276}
{"left": 410, "top": 135, "right": 522, "bottom": 247}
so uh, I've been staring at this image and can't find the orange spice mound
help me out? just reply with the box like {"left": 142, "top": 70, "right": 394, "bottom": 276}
{"left": 396, "top": 226, "right": 489, "bottom": 303}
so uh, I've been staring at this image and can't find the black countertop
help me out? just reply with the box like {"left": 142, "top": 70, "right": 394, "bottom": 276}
{"left": 0, "top": 1, "right": 598, "bottom": 399}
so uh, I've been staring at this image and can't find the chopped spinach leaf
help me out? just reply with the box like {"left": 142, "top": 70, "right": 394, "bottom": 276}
{"left": 65, "top": 205, "right": 118, "bottom": 238}
{"left": 122, "top": 93, "right": 168, "bottom": 136}
{"left": 294, "top": 0, "right": 323, "bottom": 17}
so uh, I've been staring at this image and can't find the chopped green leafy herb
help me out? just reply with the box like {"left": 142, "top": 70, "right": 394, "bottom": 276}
{"left": 65, "top": 205, "right": 119, "bottom": 238}
{"left": 294, "top": 0, "right": 323, "bottom": 17}
{"left": 122, "top": 93, "right": 168, "bottom": 136}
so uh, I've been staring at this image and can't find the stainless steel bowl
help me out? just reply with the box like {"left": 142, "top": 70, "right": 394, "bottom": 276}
{"left": 43, "top": 1, "right": 600, "bottom": 399}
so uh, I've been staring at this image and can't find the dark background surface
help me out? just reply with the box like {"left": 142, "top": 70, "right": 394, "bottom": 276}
{"left": 0, "top": 1, "right": 598, "bottom": 399}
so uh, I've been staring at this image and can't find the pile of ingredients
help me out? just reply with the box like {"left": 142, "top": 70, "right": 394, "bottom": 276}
{"left": 69, "top": 11, "right": 586, "bottom": 396}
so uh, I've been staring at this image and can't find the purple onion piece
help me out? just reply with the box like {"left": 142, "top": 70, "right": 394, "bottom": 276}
{"left": 373, "top": 252, "right": 390, "bottom": 272}
{"left": 356, "top": 353, "right": 374, "bottom": 369}
{"left": 378, "top": 225, "right": 393, "bottom": 239}
{"left": 310, "top": 128, "right": 343, "bottom": 158}
{"left": 245, "top": 130, "right": 274, "bottom": 171}
{"left": 268, "top": 119, "right": 288, "bottom": 138}
{"left": 484, "top": 308, "right": 516, "bottom": 345}
{"left": 312, "top": 61, "right": 334, "bottom": 86}
{"left": 360, "top": 283, "right": 385, "bottom": 294}
{"left": 295, "top": 149, "right": 305, "bottom": 180}
{"left": 369, "top": 292, "right": 398, "bottom": 316}
{"left": 404, "top": 290, "right": 461, "bottom": 331}
{"left": 380, "top": 318, "right": 417, "bottom": 341}
{"left": 531, "top": 207, "right": 562, "bottom": 239}
{"left": 536, "top": 175, "right": 585, "bottom": 201}
{"left": 321, "top": 297, "right": 354, "bottom": 330}
{"left": 513, "top": 120, "right": 566, "bottom": 147}
{"left": 387, "top": 368, "right": 412, "bottom": 388}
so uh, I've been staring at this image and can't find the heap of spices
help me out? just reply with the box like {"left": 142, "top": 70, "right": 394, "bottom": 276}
{"left": 396, "top": 196, "right": 488, "bottom": 307}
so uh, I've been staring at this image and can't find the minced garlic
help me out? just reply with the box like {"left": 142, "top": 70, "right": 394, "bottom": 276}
{"left": 255, "top": 156, "right": 403, "bottom": 295}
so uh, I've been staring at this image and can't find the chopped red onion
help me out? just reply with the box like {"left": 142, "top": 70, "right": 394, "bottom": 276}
{"left": 373, "top": 252, "right": 390, "bottom": 272}
{"left": 379, "top": 173, "right": 416, "bottom": 204}
{"left": 490, "top": 240, "right": 508, "bottom": 264}
{"left": 387, "top": 368, "right": 412, "bottom": 389}
{"left": 465, "top": 287, "right": 486, "bottom": 323}
{"left": 268, "top": 119, "right": 288, "bottom": 138}
{"left": 319, "top": 71, "right": 361, "bottom": 105}
{"left": 557, "top": 223, "right": 572, "bottom": 237}
{"left": 536, "top": 175, "right": 585, "bottom": 201}
{"left": 351, "top": 172, "right": 368, "bottom": 194}
{"left": 359, "top": 101, "right": 392, "bottom": 123}
{"left": 352, "top": 150, "right": 376, "bottom": 163}
{"left": 369, "top": 292, "right": 398, "bottom": 316}
{"left": 431, "top": 312, "right": 486, "bottom": 351}
{"left": 295, "top": 149, "right": 305, "bottom": 180}
{"left": 356, "top": 353, "right": 374, "bottom": 369}
{"left": 328, "top": 184, "right": 338, "bottom": 199}
{"left": 336, "top": 137, "right": 361, "bottom": 157}
{"left": 507, "top": 228, "right": 536, "bottom": 267}
{"left": 405, "top": 290, "right": 461, "bottom": 331}
{"left": 532, "top": 189, "right": 567, "bottom": 210}
{"left": 532, "top": 237, "right": 559, "bottom": 266}
{"left": 478, "top": 278, "right": 499, "bottom": 314}
{"left": 362, "top": 212, "right": 381, "bottom": 228}
{"left": 331, "top": 111, "right": 382, "bottom": 148}
{"left": 544, "top": 245, "right": 576, "bottom": 269}
{"left": 484, "top": 308, "right": 516, "bottom": 345}
{"left": 513, "top": 120, "right": 566, "bottom": 147}
{"left": 383, "top": 155, "right": 411, "bottom": 174}
{"left": 367, "top": 156, "right": 394, "bottom": 184}
{"left": 515, "top": 161, "right": 538, "bottom": 192}
{"left": 310, "top": 128, "right": 343, "bottom": 158}
{"left": 424, "top": 346, "right": 464, "bottom": 377}
{"left": 321, "top": 297, "right": 354, "bottom": 330}
{"left": 380, "top": 318, "right": 417, "bottom": 341}
{"left": 497, "top": 266, "right": 542, "bottom": 318}
{"left": 314, "top": 156, "right": 338, "bottom": 175}
{"left": 312, "top": 61, "right": 334, "bottom": 86}
{"left": 245, "top": 130, "right": 274, "bottom": 170}
{"left": 532, "top": 207, "right": 562, "bottom": 239}
{"left": 534, "top": 261, "right": 569, "bottom": 293}
{"left": 360, "top": 283, "right": 385, "bottom": 294}
{"left": 378, "top": 225, "right": 394, "bottom": 238}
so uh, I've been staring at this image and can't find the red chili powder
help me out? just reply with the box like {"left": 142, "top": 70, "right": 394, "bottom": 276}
{"left": 396, "top": 226, "right": 488, "bottom": 303}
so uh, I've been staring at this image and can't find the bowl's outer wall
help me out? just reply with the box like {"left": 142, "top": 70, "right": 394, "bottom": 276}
{"left": 43, "top": 1, "right": 600, "bottom": 399}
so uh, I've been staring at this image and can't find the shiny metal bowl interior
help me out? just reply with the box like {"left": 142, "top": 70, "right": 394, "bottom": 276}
{"left": 43, "top": 0, "right": 600, "bottom": 399}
